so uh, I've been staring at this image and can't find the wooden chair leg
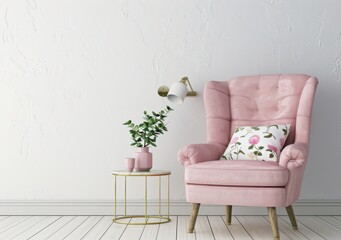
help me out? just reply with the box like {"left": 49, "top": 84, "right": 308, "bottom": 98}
{"left": 188, "top": 203, "right": 200, "bottom": 233}
{"left": 286, "top": 205, "right": 298, "bottom": 230}
{"left": 268, "top": 207, "right": 280, "bottom": 240}
{"left": 226, "top": 205, "right": 232, "bottom": 225}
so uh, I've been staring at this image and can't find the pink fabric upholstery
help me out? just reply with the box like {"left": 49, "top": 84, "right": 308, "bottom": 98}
{"left": 178, "top": 143, "right": 226, "bottom": 166}
{"left": 185, "top": 160, "right": 289, "bottom": 187}
{"left": 186, "top": 184, "right": 286, "bottom": 207}
{"left": 178, "top": 74, "right": 318, "bottom": 208}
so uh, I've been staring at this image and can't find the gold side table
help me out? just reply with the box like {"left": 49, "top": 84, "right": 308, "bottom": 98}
{"left": 112, "top": 170, "right": 171, "bottom": 225}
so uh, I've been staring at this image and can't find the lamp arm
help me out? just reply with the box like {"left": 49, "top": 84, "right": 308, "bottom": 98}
{"left": 180, "top": 77, "right": 196, "bottom": 93}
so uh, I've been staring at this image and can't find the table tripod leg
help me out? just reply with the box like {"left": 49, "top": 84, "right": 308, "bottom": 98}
{"left": 145, "top": 176, "right": 147, "bottom": 224}
{"left": 159, "top": 176, "right": 161, "bottom": 216}
{"left": 124, "top": 176, "right": 127, "bottom": 217}
{"left": 167, "top": 175, "right": 170, "bottom": 219}
{"left": 114, "top": 175, "right": 116, "bottom": 221}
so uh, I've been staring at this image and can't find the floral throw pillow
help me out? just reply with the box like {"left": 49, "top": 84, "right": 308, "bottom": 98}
{"left": 222, "top": 125, "right": 291, "bottom": 162}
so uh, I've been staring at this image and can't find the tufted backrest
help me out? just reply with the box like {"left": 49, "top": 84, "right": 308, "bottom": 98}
{"left": 204, "top": 74, "right": 318, "bottom": 148}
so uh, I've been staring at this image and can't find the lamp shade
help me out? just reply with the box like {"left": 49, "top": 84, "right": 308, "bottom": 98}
{"left": 167, "top": 81, "right": 188, "bottom": 104}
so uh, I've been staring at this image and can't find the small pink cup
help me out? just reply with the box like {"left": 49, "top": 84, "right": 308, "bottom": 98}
{"left": 125, "top": 158, "right": 135, "bottom": 172}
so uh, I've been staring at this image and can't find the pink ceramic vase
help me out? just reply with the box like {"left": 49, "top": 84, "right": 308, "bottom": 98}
{"left": 125, "top": 158, "right": 135, "bottom": 172}
{"left": 135, "top": 147, "right": 152, "bottom": 171}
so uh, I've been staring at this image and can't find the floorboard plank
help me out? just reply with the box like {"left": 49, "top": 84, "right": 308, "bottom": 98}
{"left": 99, "top": 217, "right": 129, "bottom": 240}
{"left": 0, "top": 216, "right": 30, "bottom": 232}
{"left": 46, "top": 216, "right": 89, "bottom": 239}
{"left": 280, "top": 216, "right": 325, "bottom": 240}
{"left": 139, "top": 218, "right": 161, "bottom": 240}
{"left": 297, "top": 216, "right": 341, "bottom": 240}
{"left": 29, "top": 216, "right": 76, "bottom": 240}
{"left": 222, "top": 216, "right": 252, "bottom": 240}
{"left": 12, "top": 216, "right": 61, "bottom": 240}
{"left": 237, "top": 216, "right": 291, "bottom": 240}
{"left": 319, "top": 216, "right": 341, "bottom": 229}
{"left": 0, "top": 216, "right": 46, "bottom": 240}
{"left": 177, "top": 216, "right": 196, "bottom": 240}
{"left": 333, "top": 216, "right": 341, "bottom": 222}
{"left": 264, "top": 216, "right": 308, "bottom": 240}
{"left": 207, "top": 216, "right": 233, "bottom": 240}
{"left": 195, "top": 216, "right": 215, "bottom": 240}
{"left": 81, "top": 216, "right": 113, "bottom": 240}
{"left": 64, "top": 216, "right": 102, "bottom": 240}
{"left": 157, "top": 216, "right": 177, "bottom": 240}
{"left": 0, "top": 216, "right": 10, "bottom": 222}
{"left": 119, "top": 217, "right": 146, "bottom": 240}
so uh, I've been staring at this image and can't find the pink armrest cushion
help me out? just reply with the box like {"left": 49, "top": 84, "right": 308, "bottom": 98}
{"left": 279, "top": 142, "right": 308, "bottom": 168}
{"left": 178, "top": 143, "right": 226, "bottom": 166}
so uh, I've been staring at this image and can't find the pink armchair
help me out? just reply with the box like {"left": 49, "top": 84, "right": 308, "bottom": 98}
{"left": 178, "top": 74, "right": 318, "bottom": 240}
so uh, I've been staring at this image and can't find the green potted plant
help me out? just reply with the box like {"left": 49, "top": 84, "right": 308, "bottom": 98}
{"left": 123, "top": 106, "right": 173, "bottom": 171}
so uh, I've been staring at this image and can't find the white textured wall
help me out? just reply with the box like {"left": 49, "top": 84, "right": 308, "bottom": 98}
{"left": 1, "top": 0, "right": 341, "bottom": 210}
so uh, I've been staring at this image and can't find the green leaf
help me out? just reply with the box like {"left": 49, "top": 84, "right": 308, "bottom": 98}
{"left": 123, "top": 120, "right": 132, "bottom": 125}
{"left": 251, "top": 127, "right": 260, "bottom": 130}
{"left": 264, "top": 134, "right": 272, "bottom": 138}
{"left": 137, "top": 143, "right": 143, "bottom": 147}
{"left": 236, "top": 142, "right": 241, "bottom": 145}
{"left": 258, "top": 146, "right": 264, "bottom": 150}
{"left": 269, "top": 153, "right": 274, "bottom": 158}
{"left": 254, "top": 151, "right": 263, "bottom": 156}
{"left": 248, "top": 145, "right": 253, "bottom": 150}
{"left": 239, "top": 150, "right": 245, "bottom": 155}
{"left": 130, "top": 142, "right": 137, "bottom": 146}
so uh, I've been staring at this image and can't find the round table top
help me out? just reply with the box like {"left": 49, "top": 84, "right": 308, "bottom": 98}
{"left": 112, "top": 170, "right": 171, "bottom": 176}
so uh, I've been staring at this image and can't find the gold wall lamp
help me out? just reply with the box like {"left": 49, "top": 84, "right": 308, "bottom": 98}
{"left": 157, "top": 77, "right": 197, "bottom": 104}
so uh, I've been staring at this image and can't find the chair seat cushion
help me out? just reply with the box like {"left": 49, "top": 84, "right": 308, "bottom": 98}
{"left": 185, "top": 160, "right": 289, "bottom": 187}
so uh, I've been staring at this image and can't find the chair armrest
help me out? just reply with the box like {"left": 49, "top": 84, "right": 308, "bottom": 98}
{"left": 178, "top": 143, "right": 226, "bottom": 166}
{"left": 279, "top": 142, "right": 308, "bottom": 169}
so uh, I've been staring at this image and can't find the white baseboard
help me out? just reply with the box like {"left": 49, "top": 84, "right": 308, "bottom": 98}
{"left": 0, "top": 199, "right": 340, "bottom": 215}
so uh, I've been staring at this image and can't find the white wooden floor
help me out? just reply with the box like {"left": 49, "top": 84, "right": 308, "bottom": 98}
{"left": 0, "top": 215, "right": 341, "bottom": 240}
